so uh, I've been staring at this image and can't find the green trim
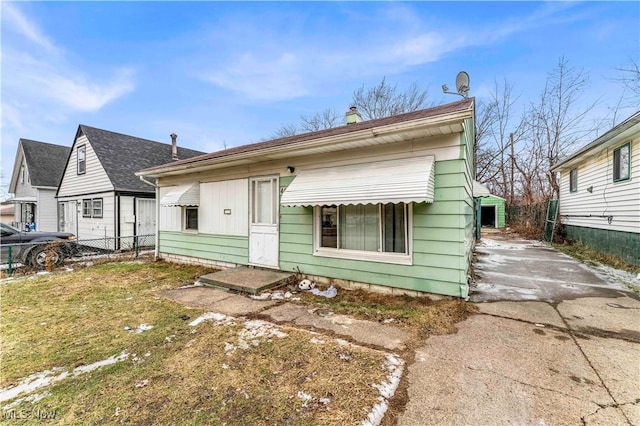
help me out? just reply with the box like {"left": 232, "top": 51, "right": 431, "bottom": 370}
{"left": 564, "top": 225, "right": 640, "bottom": 266}
{"left": 613, "top": 142, "right": 631, "bottom": 183}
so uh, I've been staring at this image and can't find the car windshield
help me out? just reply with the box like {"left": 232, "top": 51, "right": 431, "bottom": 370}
{"left": 1, "top": 223, "right": 21, "bottom": 233}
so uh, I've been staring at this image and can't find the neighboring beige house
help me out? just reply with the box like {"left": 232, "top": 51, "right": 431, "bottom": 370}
{"left": 138, "top": 99, "right": 479, "bottom": 298}
{"left": 551, "top": 111, "right": 640, "bottom": 265}
{"left": 8, "top": 139, "right": 70, "bottom": 231}
{"left": 0, "top": 202, "right": 15, "bottom": 225}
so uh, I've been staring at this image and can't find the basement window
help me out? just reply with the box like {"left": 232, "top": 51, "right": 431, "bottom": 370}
{"left": 613, "top": 143, "right": 630, "bottom": 182}
{"left": 569, "top": 169, "right": 578, "bottom": 193}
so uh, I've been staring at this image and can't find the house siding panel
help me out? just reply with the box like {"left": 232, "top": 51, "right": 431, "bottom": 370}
{"left": 57, "top": 136, "right": 113, "bottom": 198}
{"left": 57, "top": 192, "right": 116, "bottom": 249}
{"left": 558, "top": 137, "right": 639, "bottom": 234}
{"left": 36, "top": 189, "right": 58, "bottom": 232}
{"left": 159, "top": 232, "right": 249, "bottom": 265}
{"left": 199, "top": 179, "right": 249, "bottom": 236}
{"left": 14, "top": 156, "right": 37, "bottom": 198}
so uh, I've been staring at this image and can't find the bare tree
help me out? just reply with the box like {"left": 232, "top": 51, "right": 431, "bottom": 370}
{"left": 520, "top": 56, "right": 598, "bottom": 198}
{"left": 270, "top": 77, "right": 431, "bottom": 137}
{"left": 475, "top": 78, "right": 521, "bottom": 203}
{"left": 300, "top": 108, "right": 341, "bottom": 132}
{"left": 614, "top": 57, "right": 640, "bottom": 99}
{"left": 352, "top": 77, "right": 431, "bottom": 120}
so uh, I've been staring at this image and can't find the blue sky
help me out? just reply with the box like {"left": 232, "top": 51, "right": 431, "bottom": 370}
{"left": 1, "top": 1, "right": 638, "bottom": 198}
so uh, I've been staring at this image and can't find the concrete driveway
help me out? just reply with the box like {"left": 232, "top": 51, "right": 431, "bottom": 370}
{"left": 399, "top": 233, "right": 640, "bottom": 425}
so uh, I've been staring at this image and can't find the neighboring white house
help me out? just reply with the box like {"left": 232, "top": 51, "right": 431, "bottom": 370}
{"left": 56, "top": 125, "right": 205, "bottom": 250}
{"left": 8, "top": 139, "right": 70, "bottom": 232}
{"left": 551, "top": 111, "right": 640, "bottom": 266}
{"left": 139, "top": 99, "right": 480, "bottom": 298}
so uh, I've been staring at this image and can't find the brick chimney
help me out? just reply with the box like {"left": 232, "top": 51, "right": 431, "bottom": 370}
{"left": 345, "top": 106, "right": 362, "bottom": 125}
{"left": 170, "top": 133, "right": 178, "bottom": 160}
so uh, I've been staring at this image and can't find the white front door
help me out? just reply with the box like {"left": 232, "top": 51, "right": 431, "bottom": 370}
{"left": 60, "top": 201, "right": 77, "bottom": 235}
{"left": 249, "top": 177, "right": 279, "bottom": 268}
{"left": 136, "top": 199, "right": 156, "bottom": 236}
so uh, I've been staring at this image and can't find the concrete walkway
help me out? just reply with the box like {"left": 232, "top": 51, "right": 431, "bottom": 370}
{"left": 161, "top": 286, "right": 410, "bottom": 351}
{"left": 399, "top": 235, "right": 640, "bottom": 425}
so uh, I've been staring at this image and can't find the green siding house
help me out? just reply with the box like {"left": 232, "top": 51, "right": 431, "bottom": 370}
{"left": 138, "top": 99, "right": 478, "bottom": 298}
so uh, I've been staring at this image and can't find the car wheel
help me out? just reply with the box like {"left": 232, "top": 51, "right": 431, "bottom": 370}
{"left": 29, "top": 246, "right": 63, "bottom": 269}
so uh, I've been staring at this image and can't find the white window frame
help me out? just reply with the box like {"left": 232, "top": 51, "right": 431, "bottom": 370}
{"left": 82, "top": 199, "right": 92, "bottom": 217}
{"left": 313, "top": 203, "right": 412, "bottom": 265}
{"left": 613, "top": 143, "right": 630, "bottom": 182}
{"left": 77, "top": 145, "right": 86, "bottom": 175}
{"left": 92, "top": 199, "right": 103, "bottom": 218}
{"left": 569, "top": 168, "right": 578, "bottom": 193}
{"left": 183, "top": 206, "right": 198, "bottom": 232}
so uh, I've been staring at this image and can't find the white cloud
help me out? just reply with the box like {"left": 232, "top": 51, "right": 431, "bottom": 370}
{"left": 198, "top": 3, "right": 582, "bottom": 102}
{"left": 1, "top": 4, "right": 136, "bottom": 117}
{"left": 2, "top": 2, "right": 56, "bottom": 52}
{"left": 204, "top": 52, "right": 307, "bottom": 101}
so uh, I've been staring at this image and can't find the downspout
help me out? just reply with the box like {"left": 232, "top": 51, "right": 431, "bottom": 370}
{"left": 139, "top": 175, "right": 160, "bottom": 260}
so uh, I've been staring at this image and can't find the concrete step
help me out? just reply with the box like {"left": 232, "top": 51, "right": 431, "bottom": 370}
{"left": 199, "top": 266, "right": 294, "bottom": 295}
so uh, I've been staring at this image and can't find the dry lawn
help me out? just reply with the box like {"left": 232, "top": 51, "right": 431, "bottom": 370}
{"left": 0, "top": 261, "right": 402, "bottom": 425}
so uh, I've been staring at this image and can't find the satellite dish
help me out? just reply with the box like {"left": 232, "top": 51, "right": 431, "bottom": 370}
{"left": 455, "top": 71, "right": 470, "bottom": 98}
{"left": 441, "top": 71, "right": 470, "bottom": 98}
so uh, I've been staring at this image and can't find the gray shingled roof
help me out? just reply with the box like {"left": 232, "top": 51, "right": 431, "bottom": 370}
{"left": 78, "top": 125, "right": 206, "bottom": 193}
{"left": 21, "top": 139, "right": 71, "bottom": 188}
{"left": 142, "top": 98, "right": 474, "bottom": 173}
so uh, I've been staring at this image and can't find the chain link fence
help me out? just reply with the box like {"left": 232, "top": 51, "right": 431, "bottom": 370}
{"left": 1, "top": 234, "right": 155, "bottom": 276}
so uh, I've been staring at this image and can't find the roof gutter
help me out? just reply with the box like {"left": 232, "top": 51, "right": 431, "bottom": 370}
{"left": 137, "top": 109, "right": 473, "bottom": 178}
{"left": 139, "top": 175, "right": 157, "bottom": 188}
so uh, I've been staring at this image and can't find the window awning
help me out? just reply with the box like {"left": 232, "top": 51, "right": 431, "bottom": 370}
{"left": 160, "top": 183, "right": 200, "bottom": 206}
{"left": 281, "top": 156, "right": 435, "bottom": 207}
{"left": 472, "top": 180, "right": 491, "bottom": 198}
{"left": 8, "top": 197, "right": 37, "bottom": 203}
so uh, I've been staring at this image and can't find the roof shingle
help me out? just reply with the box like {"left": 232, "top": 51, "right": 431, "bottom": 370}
{"left": 21, "top": 139, "right": 71, "bottom": 188}
{"left": 78, "top": 125, "right": 206, "bottom": 192}
{"left": 142, "top": 98, "right": 474, "bottom": 173}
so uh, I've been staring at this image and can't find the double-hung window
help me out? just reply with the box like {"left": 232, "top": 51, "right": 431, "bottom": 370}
{"left": 613, "top": 143, "right": 630, "bottom": 182}
{"left": 82, "top": 198, "right": 103, "bottom": 218}
{"left": 184, "top": 207, "right": 198, "bottom": 231}
{"left": 316, "top": 202, "right": 410, "bottom": 264}
{"left": 77, "top": 146, "right": 86, "bottom": 175}
{"left": 569, "top": 169, "right": 578, "bottom": 193}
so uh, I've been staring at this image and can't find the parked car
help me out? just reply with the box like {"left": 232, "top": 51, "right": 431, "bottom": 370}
{"left": 0, "top": 223, "right": 77, "bottom": 269}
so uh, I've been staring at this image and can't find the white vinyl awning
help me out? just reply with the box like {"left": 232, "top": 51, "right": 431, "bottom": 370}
{"left": 472, "top": 180, "right": 491, "bottom": 198}
{"left": 160, "top": 183, "right": 200, "bottom": 206}
{"left": 281, "top": 156, "right": 435, "bottom": 207}
{"left": 8, "top": 196, "right": 37, "bottom": 203}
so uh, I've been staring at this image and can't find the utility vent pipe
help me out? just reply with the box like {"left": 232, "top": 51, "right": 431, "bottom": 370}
{"left": 170, "top": 133, "right": 178, "bottom": 160}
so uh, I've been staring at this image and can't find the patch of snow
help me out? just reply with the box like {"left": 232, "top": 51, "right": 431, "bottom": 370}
{"left": 224, "top": 342, "right": 236, "bottom": 353}
{"left": 0, "top": 352, "right": 128, "bottom": 403}
{"left": 221, "top": 363, "right": 230, "bottom": 369}
{"left": 36, "top": 271, "right": 50, "bottom": 275}
{"left": 250, "top": 292, "right": 272, "bottom": 300}
{"left": 319, "top": 397, "right": 330, "bottom": 406}
{"left": 361, "top": 354, "right": 405, "bottom": 426}
{"left": 188, "top": 312, "right": 236, "bottom": 327}
{"left": 309, "top": 337, "right": 325, "bottom": 344}
{"left": 2, "top": 391, "right": 51, "bottom": 410}
{"left": 297, "top": 391, "right": 313, "bottom": 408}
{"left": 251, "top": 290, "right": 294, "bottom": 300}
{"left": 310, "top": 285, "right": 338, "bottom": 298}
{"left": 335, "top": 338, "right": 350, "bottom": 346}
{"left": 176, "top": 281, "right": 204, "bottom": 289}
{"left": 135, "top": 380, "right": 149, "bottom": 388}
{"left": 134, "top": 324, "right": 153, "bottom": 333}
{"left": 72, "top": 351, "right": 129, "bottom": 375}
{"left": 590, "top": 264, "right": 640, "bottom": 292}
